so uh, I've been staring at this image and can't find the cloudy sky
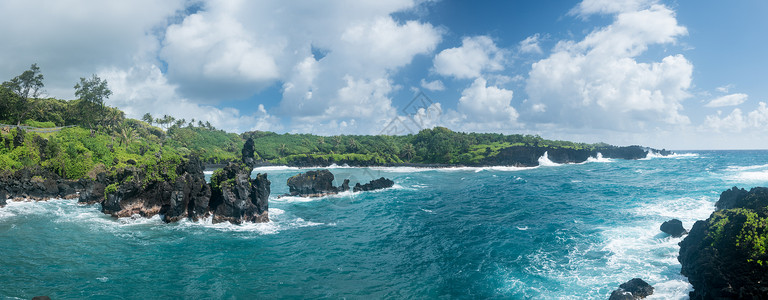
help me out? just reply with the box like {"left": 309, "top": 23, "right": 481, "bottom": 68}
{"left": 1, "top": 0, "right": 766, "bottom": 149}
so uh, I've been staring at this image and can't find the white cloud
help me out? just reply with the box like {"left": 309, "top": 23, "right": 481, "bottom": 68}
{"left": 703, "top": 102, "right": 768, "bottom": 133}
{"left": 420, "top": 79, "right": 445, "bottom": 91}
{"left": 101, "top": 64, "right": 281, "bottom": 133}
{"left": 525, "top": 2, "right": 692, "bottom": 130}
{"left": 716, "top": 84, "right": 734, "bottom": 93}
{"left": 705, "top": 93, "right": 748, "bottom": 107}
{"left": 433, "top": 36, "right": 506, "bottom": 79}
{"left": 519, "top": 34, "right": 543, "bottom": 54}
{"left": 457, "top": 77, "right": 519, "bottom": 127}
{"left": 0, "top": 0, "right": 184, "bottom": 99}
{"left": 571, "top": 0, "right": 656, "bottom": 17}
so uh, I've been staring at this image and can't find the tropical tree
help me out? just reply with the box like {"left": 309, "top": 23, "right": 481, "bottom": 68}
{"left": 74, "top": 74, "right": 112, "bottom": 128}
{"left": 2, "top": 63, "right": 44, "bottom": 126}
{"left": 142, "top": 113, "right": 154, "bottom": 125}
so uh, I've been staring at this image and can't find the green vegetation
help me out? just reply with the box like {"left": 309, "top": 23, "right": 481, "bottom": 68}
{"left": 0, "top": 61, "right": 637, "bottom": 182}
{"left": 707, "top": 208, "right": 768, "bottom": 265}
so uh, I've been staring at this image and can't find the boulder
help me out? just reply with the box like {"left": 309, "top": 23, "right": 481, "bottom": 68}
{"left": 0, "top": 190, "right": 6, "bottom": 207}
{"left": 609, "top": 278, "right": 654, "bottom": 299}
{"left": 679, "top": 187, "right": 768, "bottom": 299}
{"left": 660, "top": 219, "right": 687, "bottom": 237}
{"left": 287, "top": 169, "right": 338, "bottom": 197}
{"left": 353, "top": 177, "right": 395, "bottom": 192}
{"left": 339, "top": 179, "right": 350, "bottom": 192}
{"left": 209, "top": 163, "right": 270, "bottom": 224}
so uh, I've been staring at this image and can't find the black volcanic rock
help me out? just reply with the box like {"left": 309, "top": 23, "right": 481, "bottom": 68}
{"left": 101, "top": 157, "right": 212, "bottom": 223}
{"left": 209, "top": 163, "right": 270, "bottom": 224}
{"left": 0, "top": 191, "right": 6, "bottom": 207}
{"left": 287, "top": 169, "right": 338, "bottom": 197}
{"left": 339, "top": 179, "right": 350, "bottom": 192}
{"left": 660, "top": 219, "right": 687, "bottom": 237}
{"left": 608, "top": 278, "right": 654, "bottom": 300}
{"left": 242, "top": 137, "right": 256, "bottom": 167}
{"left": 353, "top": 177, "right": 395, "bottom": 192}
{"left": 679, "top": 187, "right": 768, "bottom": 299}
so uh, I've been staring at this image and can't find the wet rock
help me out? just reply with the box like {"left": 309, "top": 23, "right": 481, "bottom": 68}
{"left": 353, "top": 177, "right": 395, "bottom": 192}
{"left": 609, "top": 278, "right": 654, "bottom": 299}
{"left": 209, "top": 163, "right": 270, "bottom": 224}
{"left": 287, "top": 169, "right": 338, "bottom": 197}
{"left": 660, "top": 219, "right": 687, "bottom": 237}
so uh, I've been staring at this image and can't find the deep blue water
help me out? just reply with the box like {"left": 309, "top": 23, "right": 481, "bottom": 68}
{"left": 2, "top": 151, "right": 768, "bottom": 299}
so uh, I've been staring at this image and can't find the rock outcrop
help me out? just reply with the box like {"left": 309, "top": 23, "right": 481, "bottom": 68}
{"left": 287, "top": 169, "right": 340, "bottom": 197}
{"left": 353, "top": 177, "right": 395, "bottom": 192}
{"left": 660, "top": 219, "right": 687, "bottom": 237}
{"left": 208, "top": 163, "right": 270, "bottom": 224}
{"left": 608, "top": 278, "right": 654, "bottom": 299}
{"left": 101, "top": 156, "right": 211, "bottom": 223}
{"left": 286, "top": 169, "right": 393, "bottom": 197}
{"left": 679, "top": 186, "right": 768, "bottom": 299}
{"left": 0, "top": 166, "right": 82, "bottom": 201}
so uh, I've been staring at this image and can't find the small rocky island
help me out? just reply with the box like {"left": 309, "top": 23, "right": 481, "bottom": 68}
{"left": 286, "top": 169, "right": 394, "bottom": 197}
{"left": 678, "top": 186, "right": 768, "bottom": 299}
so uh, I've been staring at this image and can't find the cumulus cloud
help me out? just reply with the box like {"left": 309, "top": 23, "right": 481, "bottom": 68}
{"left": 420, "top": 79, "right": 445, "bottom": 91}
{"left": 525, "top": 2, "right": 692, "bottom": 130}
{"left": 519, "top": 34, "right": 543, "bottom": 54}
{"left": 433, "top": 36, "right": 506, "bottom": 79}
{"left": 101, "top": 64, "right": 281, "bottom": 132}
{"left": 0, "top": 0, "right": 184, "bottom": 99}
{"left": 455, "top": 77, "right": 519, "bottom": 128}
{"left": 705, "top": 93, "right": 748, "bottom": 107}
{"left": 704, "top": 102, "right": 768, "bottom": 133}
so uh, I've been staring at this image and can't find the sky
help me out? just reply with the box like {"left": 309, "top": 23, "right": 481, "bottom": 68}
{"left": 1, "top": 0, "right": 766, "bottom": 150}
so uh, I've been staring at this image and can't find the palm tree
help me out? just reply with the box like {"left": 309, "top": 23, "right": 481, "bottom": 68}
{"left": 278, "top": 143, "right": 287, "bottom": 156}
{"left": 401, "top": 143, "right": 415, "bottom": 161}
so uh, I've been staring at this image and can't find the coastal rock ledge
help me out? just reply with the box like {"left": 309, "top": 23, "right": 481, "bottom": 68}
{"left": 679, "top": 186, "right": 768, "bottom": 299}
{"left": 286, "top": 169, "right": 393, "bottom": 197}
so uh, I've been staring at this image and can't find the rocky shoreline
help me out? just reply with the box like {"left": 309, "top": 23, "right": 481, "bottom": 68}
{"left": 678, "top": 186, "right": 768, "bottom": 299}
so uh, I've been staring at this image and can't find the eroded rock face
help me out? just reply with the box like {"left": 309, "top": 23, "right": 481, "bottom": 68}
{"left": 0, "top": 166, "right": 82, "bottom": 202}
{"left": 287, "top": 169, "right": 338, "bottom": 197}
{"left": 353, "top": 177, "right": 395, "bottom": 192}
{"left": 679, "top": 186, "right": 768, "bottom": 299}
{"left": 608, "top": 278, "right": 654, "bottom": 300}
{"left": 101, "top": 157, "right": 212, "bottom": 223}
{"left": 660, "top": 219, "right": 687, "bottom": 237}
{"left": 209, "top": 163, "right": 270, "bottom": 224}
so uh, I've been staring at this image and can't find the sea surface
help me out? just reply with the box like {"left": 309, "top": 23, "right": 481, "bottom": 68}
{"left": 2, "top": 150, "right": 768, "bottom": 299}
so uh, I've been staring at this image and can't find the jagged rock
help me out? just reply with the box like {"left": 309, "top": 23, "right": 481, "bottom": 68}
{"left": 353, "top": 177, "right": 394, "bottom": 192}
{"left": 609, "top": 278, "right": 654, "bottom": 299}
{"left": 679, "top": 187, "right": 768, "bottom": 299}
{"left": 660, "top": 219, "right": 687, "bottom": 237}
{"left": 209, "top": 163, "right": 270, "bottom": 224}
{"left": 242, "top": 137, "right": 256, "bottom": 167}
{"left": 0, "top": 190, "right": 6, "bottom": 207}
{"left": 101, "top": 157, "right": 212, "bottom": 222}
{"left": 715, "top": 186, "right": 749, "bottom": 211}
{"left": 78, "top": 176, "right": 107, "bottom": 204}
{"left": 287, "top": 169, "right": 338, "bottom": 197}
{"left": 339, "top": 179, "right": 350, "bottom": 192}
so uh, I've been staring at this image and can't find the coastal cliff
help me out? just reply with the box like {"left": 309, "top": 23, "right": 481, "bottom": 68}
{"left": 679, "top": 187, "right": 768, "bottom": 299}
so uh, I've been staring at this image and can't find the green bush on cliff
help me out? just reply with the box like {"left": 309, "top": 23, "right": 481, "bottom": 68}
{"left": 706, "top": 208, "right": 768, "bottom": 264}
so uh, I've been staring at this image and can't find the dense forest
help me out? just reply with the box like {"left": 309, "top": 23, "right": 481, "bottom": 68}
{"left": 0, "top": 63, "right": 659, "bottom": 181}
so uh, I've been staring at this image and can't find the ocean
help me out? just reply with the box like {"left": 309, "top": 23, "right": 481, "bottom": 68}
{"left": 2, "top": 150, "right": 768, "bottom": 299}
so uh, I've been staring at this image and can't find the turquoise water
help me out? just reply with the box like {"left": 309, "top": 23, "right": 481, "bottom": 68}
{"left": 2, "top": 151, "right": 768, "bottom": 299}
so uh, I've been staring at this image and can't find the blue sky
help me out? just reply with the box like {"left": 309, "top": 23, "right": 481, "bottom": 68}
{"left": 1, "top": 0, "right": 766, "bottom": 149}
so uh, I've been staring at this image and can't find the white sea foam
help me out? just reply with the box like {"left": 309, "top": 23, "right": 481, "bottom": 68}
{"left": 586, "top": 152, "right": 612, "bottom": 163}
{"left": 251, "top": 165, "right": 302, "bottom": 172}
{"left": 272, "top": 190, "right": 357, "bottom": 203}
{"left": 177, "top": 208, "right": 324, "bottom": 235}
{"left": 537, "top": 151, "right": 561, "bottom": 167}
{"left": 729, "top": 170, "right": 768, "bottom": 183}
{"left": 203, "top": 170, "right": 213, "bottom": 175}
{"left": 645, "top": 151, "right": 699, "bottom": 160}
{"left": 726, "top": 163, "right": 768, "bottom": 172}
